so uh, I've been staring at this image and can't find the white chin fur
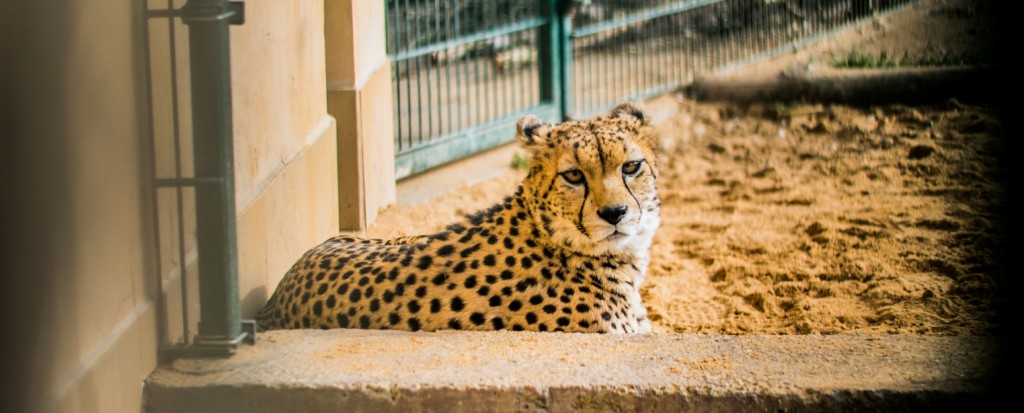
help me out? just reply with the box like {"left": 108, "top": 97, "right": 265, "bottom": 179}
{"left": 549, "top": 212, "right": 659, "bottom": 256}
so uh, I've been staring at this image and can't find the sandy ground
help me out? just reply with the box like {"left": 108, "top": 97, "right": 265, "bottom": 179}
{"left": 351, "top": 0, "right": 1003, "bottom": 335}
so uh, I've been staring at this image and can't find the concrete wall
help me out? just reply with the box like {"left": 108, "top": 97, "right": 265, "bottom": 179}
{"left": 0, "top": 0, "right": 339, "bottom": 411}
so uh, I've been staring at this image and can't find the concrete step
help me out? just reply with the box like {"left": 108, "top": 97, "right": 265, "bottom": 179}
{"left": 145, "top": 330, "right": 998, "bottom": 412}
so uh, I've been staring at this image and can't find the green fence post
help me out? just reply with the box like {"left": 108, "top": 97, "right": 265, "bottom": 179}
{"left": 556, "top": 0, "right": 575, "bottom": 120}
{"left": 178, "top": 0, "right": 252, "bottom": 356}
{"left": 538, "top": 0, "right": 564, "bottom": 120}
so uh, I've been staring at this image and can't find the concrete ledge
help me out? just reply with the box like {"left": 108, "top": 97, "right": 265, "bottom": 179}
{"left": 145, "top": 330, "right": 997, "bottom": 412}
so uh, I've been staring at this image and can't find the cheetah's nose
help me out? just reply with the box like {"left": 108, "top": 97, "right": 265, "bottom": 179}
{"left": 598, "top": 204, "right": 628, "bottom": 225}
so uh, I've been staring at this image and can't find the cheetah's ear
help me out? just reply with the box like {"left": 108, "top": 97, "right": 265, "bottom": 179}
{"left": 611, "top": 102, "right": 649, "bottom": 126}
{"left": 516, "top": 115, "right": 552, "bottom": 153}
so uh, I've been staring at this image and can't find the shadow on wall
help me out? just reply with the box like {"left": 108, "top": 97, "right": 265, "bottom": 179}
{"left": 0, "top": 0, "right": 72, "bottom": 411}
{"left": 0, "top": 0, "right": 159, "bottom": 411}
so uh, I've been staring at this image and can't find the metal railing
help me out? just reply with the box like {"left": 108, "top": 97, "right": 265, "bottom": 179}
{"left": 143, "top": 0, "right": 254, "bottom": 358}
{"left": 386, "top": 0, "right": 563, "bottom": 179}
{"left": 567, "top": 0, "right": 916, "bottom": 117}
{"left": 386, "top": 0, "right": 915, "bottom": 176}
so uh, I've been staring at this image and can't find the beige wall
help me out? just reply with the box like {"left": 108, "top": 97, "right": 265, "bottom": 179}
{"left": 2, "top": 1, "right": 156, "bottom": 411}
{"left": 326, "top": 0, "right": 396, "bottom": 230}
{"left": 230, "top": 0, "right": 339, "bottom": 319}
{"left": 0, "top": 0, "right": 339, "bottom": 411}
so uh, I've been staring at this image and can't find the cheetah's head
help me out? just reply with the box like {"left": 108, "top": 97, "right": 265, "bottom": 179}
{"left": 517, "top": 103, "right": 661, "bottom": 256}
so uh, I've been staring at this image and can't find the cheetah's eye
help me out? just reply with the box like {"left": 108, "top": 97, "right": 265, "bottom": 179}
{"left": 561, "top": 169, "right": 585, "bottom": 185}
{"left": 622, "top": 160, "right": 644, "bottom": 176}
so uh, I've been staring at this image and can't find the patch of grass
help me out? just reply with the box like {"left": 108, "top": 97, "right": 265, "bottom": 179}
{"left": 830, "top": 50, "right": 901, "bottom": 69}
{"left": 511, "top": 152, "right": 530, "bottom": 171}
{"left": 830, "top": 50, "right": 971, "bottom": 69}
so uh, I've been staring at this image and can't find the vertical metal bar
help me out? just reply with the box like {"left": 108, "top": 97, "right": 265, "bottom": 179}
{"left": 433, "top": 0, "right": 444, "bottom": 137}
{"left": 776, "top": 0, "right": 782, "bottom": 51}
{"left": 593, "top": 33, "right": 601, "bottom": 115}
{"left": 180, "top": 0, "right": 245, "bottom": 351}
{"left": 410, "top": 0, "right": 422, "bottom": 144}
{"left": 453, "top": 0, "right": 464, "bottom": 132}
{"left": 409, "top": 0, "right": 421, "bottom": 145}
{"left": 657, "top": 4, "right": 665, "bottom": 90}
{"left": 682, "top": 7, "right": 689, "bottom": 84}
{"left": 709, "top": 3, "right": 716, "bottom": 71}
{"left": 391, "top": 0, "right": 399, "bottom": 147}
{"left": 142, "top": 1, "right": 169, "bottom": 350}
{"left": 516, "top": 28, "right": 523, "bottom": 112}
{"left": 678, "top": 5, "right": 684, "bottom": 83}
{"left": 745, "top": 0, "right": 752, "bottom": 60}
{"left": 510, "top": 30, "right": 519, "bottom": 113}
{"left": 442, "top": 0, "right": 452, "bottom": 136}
{"left": 419, "top": 2, "right": 433, "bottom": 140}
{"left": 564, "top": 0, "right": 574, "bottom": 118}
{"left": 754, "top": 0, "right": 761, "bottom": 58}
{"left": 622, "top": 16, "right": 630, "bottom": 99}
{"left": 632, "top": 17, "right": 639, "bottom": 97}
{"left": 525, "top": 29, "right": 532, "bottom": 111}
{"left": 614, "top": 17, "right": 622, "bottom": 108}
{"left": 484, "top": 7, "right": 494, "bottom": 123}
{"left": 726, "top": 1, "right": 734, "bottom": 66}
{"left": 517, "top": 29, "right": 526, "bottom": 112}
{"left": 501, "top": 29, "right": 509, "bottom": 121}
{"left": 598, "top": 26, "right": 606, "bottom": 114}
{"left": 538, "top": 0, "right": 562, "bottom": 118}
{"left": 712, "top": 4, "right": 720, "bottom": 70}
{"left": 592, "top": 33, "right": 599, "bottom": 115}
{"left": 694, "top": 4, "right": 703, "bottom": 74}
{"left": 636, "top": 1, "right": 644, "bottom": 96}
{"left": 580, "top": 35, "right": 587, "bottom": 115}
{"left": 403, "top": 0, "right": 415, "bottom": 149}
{"left": 673, "top": 6, "right": 680, "bottom": 84}
{"left": 808, "top": 0, "right": 817, "bottom": 37}
{"left": 762, "top": 0, "right": 771, "bottom": 54}
{"left": 165, "top": 0, "right": 192, "bottom": 347}
{"left": 475, "top": 4, "right": 483, "bottom": 124}
{"left": 472, "top": 22, "right": 481, "bottom": 126}
{"left": 712, "top": 3, "right": 720, "bottom": 69}
{"left": 674, "top": 3, "right": 680, "bottom": 83}
{"left": 532, "top": 27, "right": 540, "bottom": 110}
{"left": 681, "top": 7, "right": 689, "bottom": 83}
{"left": 580, "top": 36, "right": 588, "bottom": 115}
{"left": 640, "top": 7, "right": 649, "bottom": 96}
{"left": 389, "top": 1, "right": 404, "bottom": 151}
{"left": 642, "top": 3, "right": 650, "bottom": 95}
{"left": 717, "top": 3, "right": 724, "bottom": 69}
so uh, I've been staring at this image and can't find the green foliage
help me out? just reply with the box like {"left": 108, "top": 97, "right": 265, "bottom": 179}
{"left": 830, "top": 50, "right": 969, "bottom": 69}
{"left": 830, "top": 50, "right": 901, "bottom": 68}
{"left": 511, "top": 152, "right": 531, "bottom": 171}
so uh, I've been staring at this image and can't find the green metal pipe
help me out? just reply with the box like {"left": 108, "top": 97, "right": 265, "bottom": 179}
{"left": 180, "top": 0, "right": 247, "bottom": 355}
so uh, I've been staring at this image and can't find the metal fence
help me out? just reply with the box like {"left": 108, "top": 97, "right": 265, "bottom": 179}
{"left": 567, "top": 0, "right": 914, "bottom": 117}
{"left": 386, "top": 0, "right": 562, "bottom": 178}
{"left": 386, "top": 0, "right": 915, "bottom": 178}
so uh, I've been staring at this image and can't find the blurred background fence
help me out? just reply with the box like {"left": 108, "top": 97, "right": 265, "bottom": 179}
{"left": 386, "top": 0, "right": 915, "bottom": 178}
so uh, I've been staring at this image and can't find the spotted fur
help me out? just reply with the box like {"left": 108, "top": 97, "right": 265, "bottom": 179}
{"left": 257, "top": 103, "right": 661, "bottom": 333}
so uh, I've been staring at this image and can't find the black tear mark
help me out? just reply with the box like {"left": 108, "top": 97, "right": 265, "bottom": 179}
{"left": 623, "top": 172, "right": 642, "bottom": 224}
{"left": 577, "top": 181, "right": 589, "bottom": 237}
{"left": 573, "top": 150, "right": 590, "bottom": 237}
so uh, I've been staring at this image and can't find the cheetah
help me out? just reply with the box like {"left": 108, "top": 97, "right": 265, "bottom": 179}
{"left": 257, "top": 103, "right": 661, "bottom": 333}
